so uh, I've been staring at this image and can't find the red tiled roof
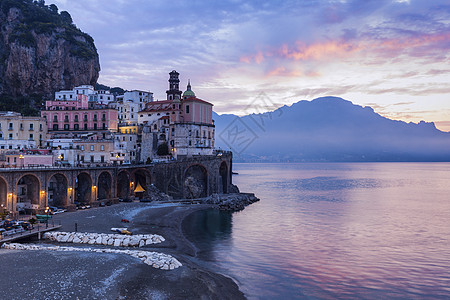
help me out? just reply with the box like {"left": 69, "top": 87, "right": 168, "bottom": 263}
{"left": 183, "top": 96, "right": 213, "bottom": 106}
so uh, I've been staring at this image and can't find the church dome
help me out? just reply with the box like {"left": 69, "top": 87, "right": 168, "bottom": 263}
{"left": 183, "top": 90, "right": 195, "bottom": 97}
{"left": 183, "top": 80, "right": 195, "bottom": 98}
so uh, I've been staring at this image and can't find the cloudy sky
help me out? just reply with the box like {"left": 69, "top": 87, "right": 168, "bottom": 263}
{"left": 51, "top": 0, "right": 450, "bottom": 131}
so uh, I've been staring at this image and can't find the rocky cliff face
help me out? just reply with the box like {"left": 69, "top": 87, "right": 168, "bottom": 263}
{"left": 0, "top": 1, "right": 100, "bottom": 98}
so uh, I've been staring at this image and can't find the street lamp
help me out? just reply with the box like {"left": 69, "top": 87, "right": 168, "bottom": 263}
{"left": 19, "top": 154, "right": 24, "bottom": 168}
{"left": 44, "top": 206, "right": 50, "bottom": 228}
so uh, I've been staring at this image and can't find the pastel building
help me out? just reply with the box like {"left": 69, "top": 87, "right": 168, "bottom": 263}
{"left": 0, "top": 112, "right": 48, "bottom": 150}
{"left": 116, "top": 90, "right": 153, "bottom": 112}
{"left": 45, "top": 94, "right": 88, "bottom": 111}
{"left": 140, "top": 71, "right": 215, "bottom": 160}
{"left": 41, "top": 108, "right": 118, "bottom": 134}
{"left": 1, "top": 152, "right": 54, "bottom": 168}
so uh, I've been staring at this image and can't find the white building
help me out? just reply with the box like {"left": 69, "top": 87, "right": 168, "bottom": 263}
{"left": 110, "top": 101, "right": 141, "bottom": 124}
{"left": 116, "top": 90, "right": 153, "bottom": 112}
{"left": 55, "top": 85, "right": 114, "bottom": 104}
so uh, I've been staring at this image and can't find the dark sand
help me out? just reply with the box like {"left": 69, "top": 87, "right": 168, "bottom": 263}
{"left": 0, "top": 202, "right": 245, "bottom": 299}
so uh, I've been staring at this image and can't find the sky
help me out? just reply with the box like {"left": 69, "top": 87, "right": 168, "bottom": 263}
{"left": 50, "top": 0, "right": 450, "bottom": 131}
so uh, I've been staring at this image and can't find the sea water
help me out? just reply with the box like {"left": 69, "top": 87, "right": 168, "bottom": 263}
{"left": 184, "top": 163, "right": 450, "bottom": 299}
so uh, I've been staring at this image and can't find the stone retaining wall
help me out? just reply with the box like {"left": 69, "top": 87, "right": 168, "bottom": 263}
{"left": 43, "top": 232, "right": 165, "bottom": 247}
{"left": 2, "top": 243, "right": 182, "bottom": 270}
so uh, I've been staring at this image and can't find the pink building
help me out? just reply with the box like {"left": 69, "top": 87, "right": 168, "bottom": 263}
{"left": 1, "top": 153, "right": 54, "bottom": 168}
{"left": 45, "top": 94, "right": 88, "bottom": 110}
{"left": 41, "top": 108, "right": 118, "bottom": 132}
{"left": 179, "top": 97, "right": 213, "bottom": 124}
{"left": 139, "top": 71, "right": 215, "bottom": 160}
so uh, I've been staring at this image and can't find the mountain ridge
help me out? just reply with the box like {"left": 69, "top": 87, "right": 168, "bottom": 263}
{"left": 213, "top": 96, "right": 450, "bottom": 162}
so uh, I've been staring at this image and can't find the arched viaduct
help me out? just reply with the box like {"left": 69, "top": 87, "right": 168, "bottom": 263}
{"left": 0, "top": 152, "right": 233, "bottom": 214}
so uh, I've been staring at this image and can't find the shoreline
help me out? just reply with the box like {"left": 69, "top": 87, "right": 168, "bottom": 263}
{"left": 0, "top": 202, "right": 246, "bottom": 299}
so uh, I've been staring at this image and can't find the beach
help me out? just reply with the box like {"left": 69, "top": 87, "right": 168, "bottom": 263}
{"left": 0, "top": 202, "right": 245, "bottom": 299}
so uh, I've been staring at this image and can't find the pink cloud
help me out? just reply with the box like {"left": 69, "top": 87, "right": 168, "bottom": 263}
{"left": 240, "top": 32, "right": 450, "bottom": 65}
{"left": 265, "top": 66, "right": 302, "bottom": 77}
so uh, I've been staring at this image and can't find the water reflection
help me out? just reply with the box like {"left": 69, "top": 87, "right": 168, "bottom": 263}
{"left": 183, "top": 209, "right": 233, "bottom": 261}
{"left": 186, "top": 163, "right": 450, "bottom": 299}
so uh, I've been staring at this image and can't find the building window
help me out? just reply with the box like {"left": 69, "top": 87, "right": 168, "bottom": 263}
{"left": 186, "top": 105, "right": 190, "bottom": 113}
{"left": 40, "top": 124, "right": 43, "bottom": 131}
{"left": 53, "top": 116, "right": 58, "bottom": 122}
{"left": 81, "top": 155, "right": 84, "bottom": 162}
{"left": 102, "top": 123, "right": 106, "bottom": 130}
{"left": 64, "top": 115, "right": 69, "bottom": 122}
{"left": 64, "top": 124, "right": 69, "bottom": 130}
{"left": 94, "top": 123, "right": 97, "bottom": 130}
{"left": 74, "top": 124, "right": 79, "bottom": 130}
{"left": 29, "top": 123, "right": 34, "bottom": 130}
{"left": 84, "top": 115, "right": 88, "bottom": 121}
{"left": 90, "top": 145, "right": 94, "bottom": 151}
{"left": 102, "top": 114, "right": 106, "bottom": 121}
{"left": 84, "top": 124, "right": 88, "bottom": 130}
{"left": 81, "top": 145, "right": 84, "bottom": 150}
{"left": 8, "top": 133, "right": 13, "bottom": 140}
{"left": 90, "top": 156, "right": 94, "bottom": 163}
{"left": 129, "top": 137, "right": 132, "bottom": 141}
{"left": 101, "top": 145, "right": 104, "bottom": 151}
{"left": 93, "top": 114, "right": 98, "bottom": 121}
{"left": 74, "top": 115, "right": 79, "bottom": 122}
{"left": 29, "top": 134, "right": 34, "bottom": 140}
{"left": 101, "top": 155, "right": 104, "bottom": 162}
{"left": 0, "top": 133, "right": 2, "bottom": 139}
{"left": 53, "top": 124, "right": 58, "bottom": 130}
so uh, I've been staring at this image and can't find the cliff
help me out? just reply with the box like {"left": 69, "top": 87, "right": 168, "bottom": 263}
{"left": 0, "top": 0, "right": 100, "bottom": 99}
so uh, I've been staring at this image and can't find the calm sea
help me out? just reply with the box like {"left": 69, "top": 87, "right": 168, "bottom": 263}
{"left": 184, "top": 163, "right": 450, "bottom": 299}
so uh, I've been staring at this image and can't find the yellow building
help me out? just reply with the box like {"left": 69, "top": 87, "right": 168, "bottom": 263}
{"left": 0, "top": 112, "right": 48, "bottom": 150}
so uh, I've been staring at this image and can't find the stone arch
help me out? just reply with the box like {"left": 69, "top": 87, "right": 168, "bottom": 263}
{"left": 97, "top": 171, "right": 112, "bottom": 201}
{"left": 184, "top": 164, "right": 208, "bottom": 199}
{"left": 48, "top": 173, "right": 68, "bottom": 208}
{"left": 131, "top": 168, "right": 151, "bottom": 198}
{"left": 75, "top": 172, "right": 92, "bottom": 204}
{"left": 16, "top": 174, "right": 41, "bottom": 213}
{"left": 219, "top": 161, "right": 228, "bottom": 194}
{"left": 117, "top": 170, "right": 130, "bottom": 200}
{"left": 0, "top": 176, "right": 7, "bottom": 209}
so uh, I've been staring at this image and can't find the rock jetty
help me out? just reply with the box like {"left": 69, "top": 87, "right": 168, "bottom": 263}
{"left": 2, "top": 243, "right": 182, "bottom": 270}
{"left": 43, "top": 231, "right": 165, "bottom": 247}
{"left": 203, "top": 193, "right": 260, "bottom": 211}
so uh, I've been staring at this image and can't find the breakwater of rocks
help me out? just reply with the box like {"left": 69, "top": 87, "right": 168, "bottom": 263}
{"left": 43, "top": 232, "right": 165, "bottom": 247}
{"left": 2, "top": 243, "right": 182, "bottom": 270}
{"left": 203, "top": 193, "right": 260, "bottom": 211}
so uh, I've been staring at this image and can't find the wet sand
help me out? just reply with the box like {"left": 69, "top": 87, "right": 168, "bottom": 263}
{"left": 0, "top": 202, "right": 245, "bottom": 299}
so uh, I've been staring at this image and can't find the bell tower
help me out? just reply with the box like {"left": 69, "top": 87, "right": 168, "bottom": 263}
{"left": 166, "top": 70, "right": 182, "bottom": 101}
